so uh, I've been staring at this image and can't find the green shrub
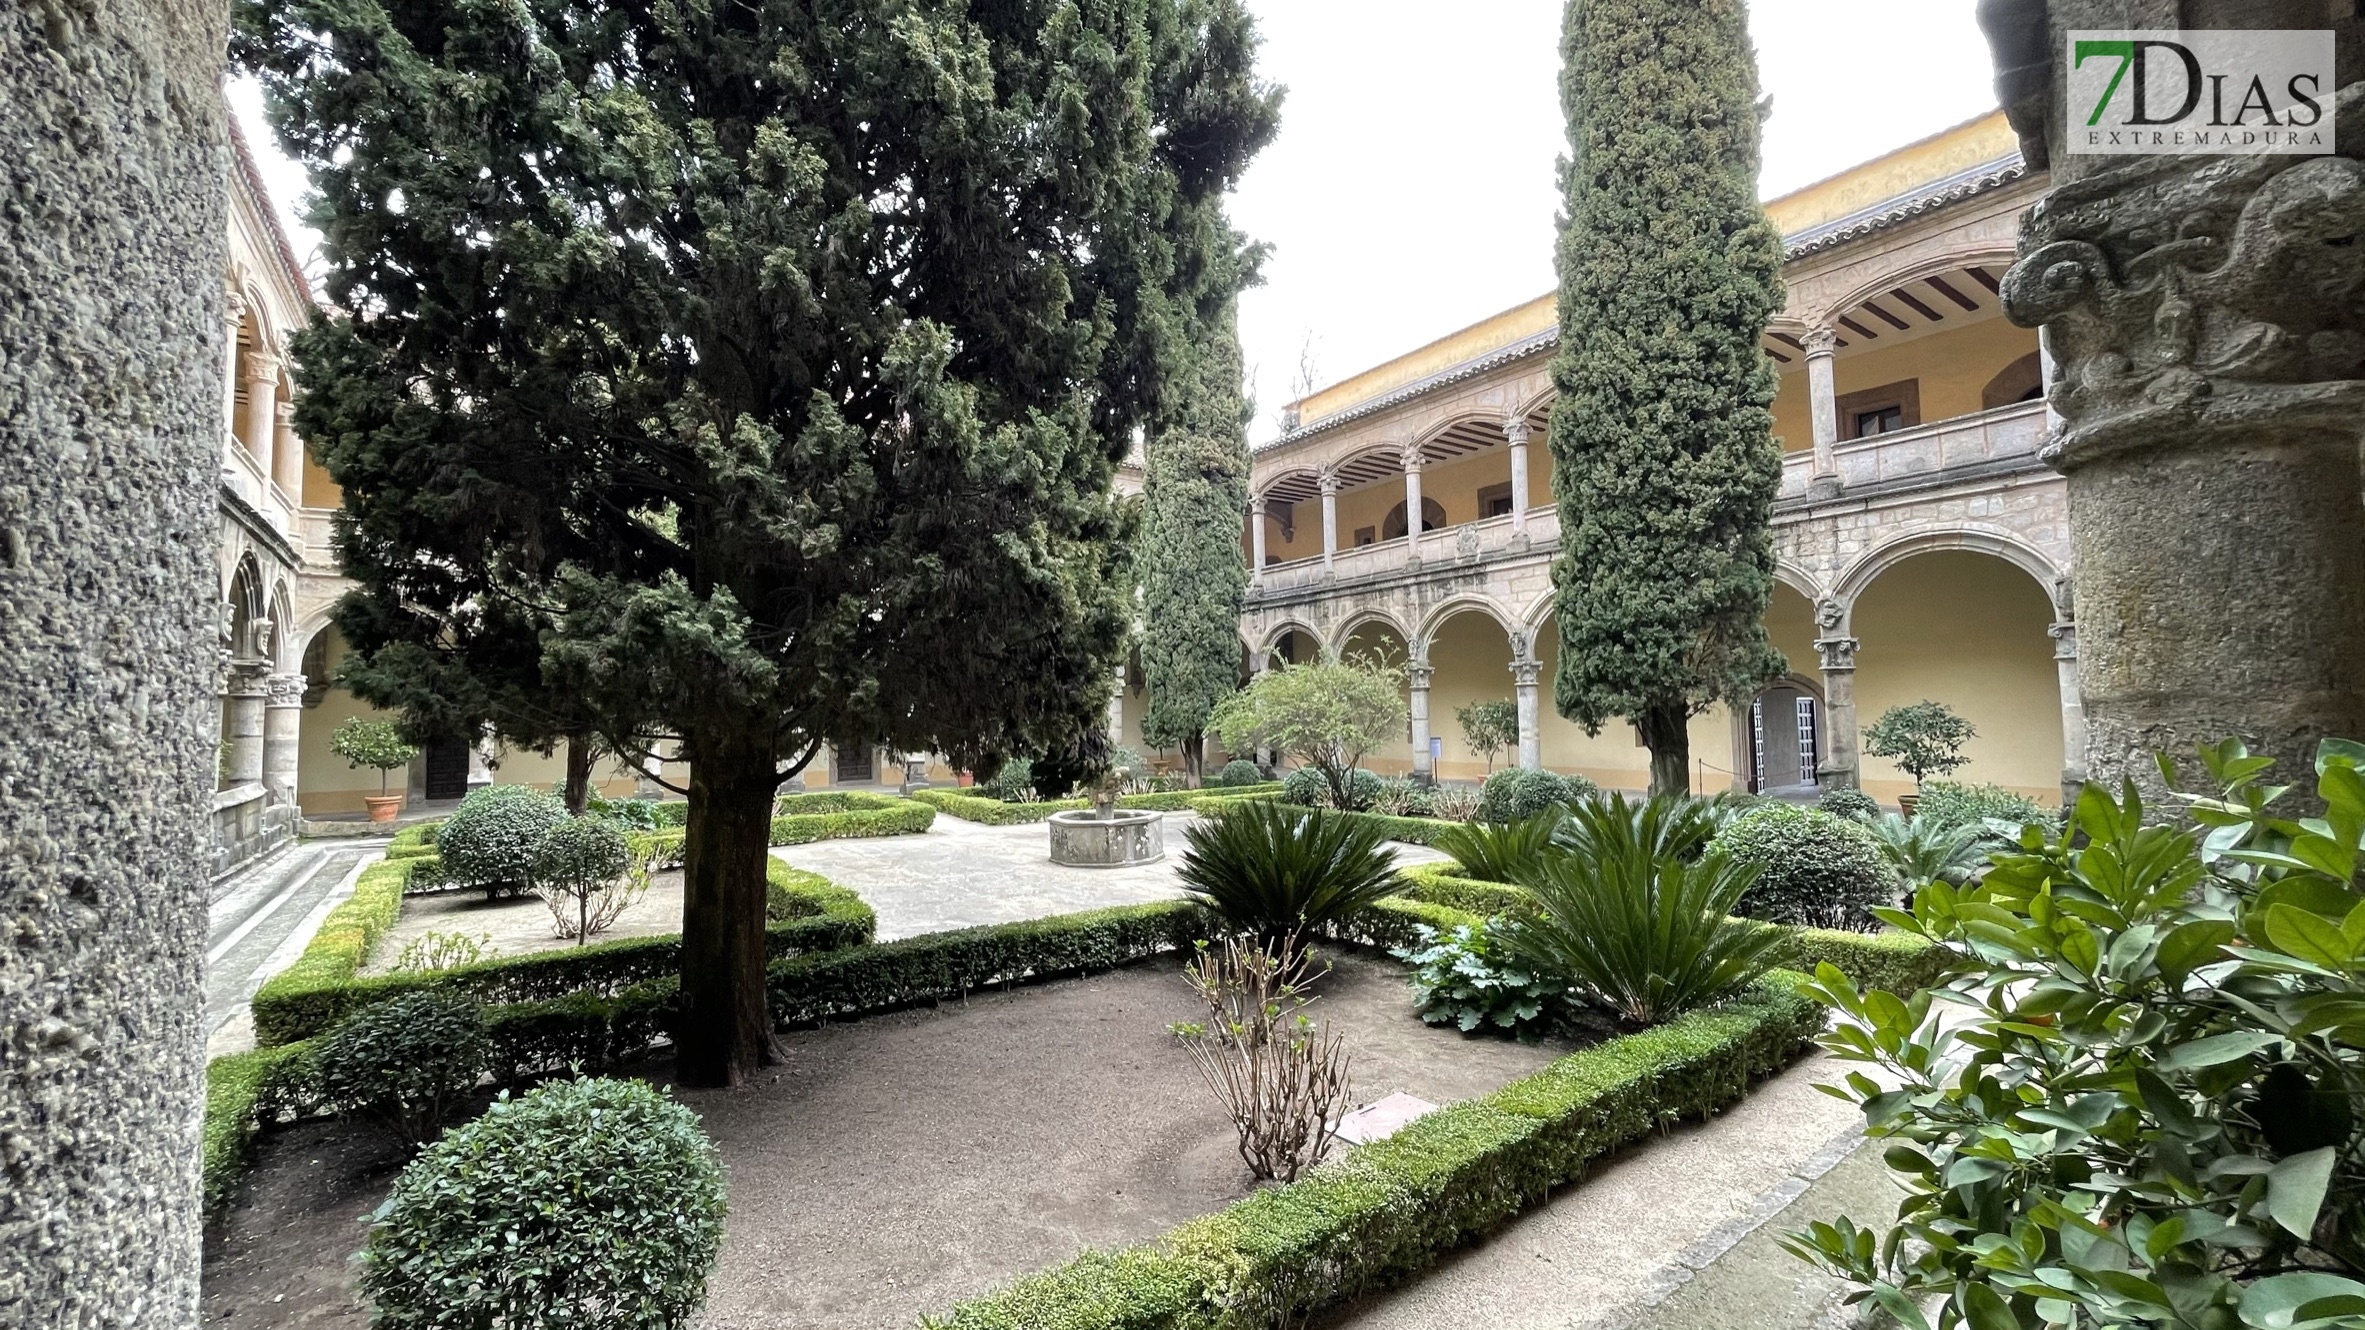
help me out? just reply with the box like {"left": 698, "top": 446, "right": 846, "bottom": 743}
{"left": 202, "top": 1043, "right": 314, "bottom": 1211}
{"left": 1367, "top": 776, "right": 1435, "bottom": 818}
{"left": 1813, "top": 787, "right": 1880, "bottom": 823}
{"left": 1476, "top": 767, "right": 1596, "bottom": 823}
{"left": 534, "top": 815, "right": 640, "bottom": 943}
{"left": 1176, "top": 802, "right": 1400, "bottom": 954}
{"left": 436, "top": 784, "right": 569, "bottom": 898}
{"left": 1280, "top": 766, "right": 1328, "bottom": 807}
{"left": 650, "top": 800, "right": 689, "bottom": 827}
{"left": 391, "top": 929, "right": 493, "bottom": 973}
{"left": 1209, "top": 759, "right": 1266, "bottom": 789}
{"left": 1511, "top": 794, "right": 1784, "bottom": 1025}
{"left": 359, "top": 1076, "right": 726, "bottom": 1330}
{"left": 311, "top": 990, "right": 491, "bottom": 1145}
{"left": 587, "top": 791, "right": 664, "bottom": 830}
{"left": 385, "top": 819, "right": 442, "bottom": 859}
{"left": 1557, "top": 788, "right": 1721, "bottom": 864}
{"left": 1861, "top": 811, "right": 1984, "bottom": 893}
{"left": 931, "top": 977, "right": 1823, "bottom": 1329}
{"left": 1428, "top": 784, "right": 1482, "bottom": 821}
{"left": 1860, "top": 699, "right": 1975, "bottom": 786}
{"left": 1709, "top": 803, "right": 1898, "bottom": 930}
{"left": 1910, "top": 779, "right": 2053, "bottom": 839}
{"left": 1431, "top": 811, "right": 1562, "bottom": 883}
{"left": 329, "top": 717, "right": 417, "bottom": 795}
{"left": 1787, "top": 742, "right": 2365, "bottom": 1327}
{"left": 978, "top": 756, "right": 1037, "bottom": 802}
{"left": 1399, "top": 920, "right": 1563, "bottom": 1038}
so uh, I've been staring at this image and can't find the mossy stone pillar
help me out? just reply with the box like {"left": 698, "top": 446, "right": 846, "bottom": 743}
{"left": 0, "top": 0, "right": 225, "bottom": 1323}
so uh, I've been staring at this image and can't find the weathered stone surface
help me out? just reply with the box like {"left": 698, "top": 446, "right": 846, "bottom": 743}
{"left": 1995, "top": 12, "right": 2365, "bottom": 799}
{"left": 1046, "top": 809, "right": 1166, "bottom": 867}
{"left": 0, "top": 0, "right": 226, "bottom": 1322}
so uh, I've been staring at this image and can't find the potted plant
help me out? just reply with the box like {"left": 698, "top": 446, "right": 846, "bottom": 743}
{"left": 331, "top": 717, "right": 419, "bottom": 823}
{"left": 1860, "top": 700, "right": 1975, "bottom": 817}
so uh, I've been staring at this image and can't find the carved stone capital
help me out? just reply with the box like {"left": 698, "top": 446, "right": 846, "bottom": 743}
{"left": 224, "top": 288, "right": 248, "bottom": 329}
{"left": 1813, "top": 635, "right": 1858, "bottom": 673}
{"left": 242, "top": 350, "right": 281, "bottom": 384}
{"left": 1399, "top": 442, "right": 1424, "bottom": 474}
{"left": 1503, "top": 417, "right": 1531, "bottom": 447}
{"left": 1509, "top": 656, "right": 1541, "bottom": 688}
{"left": 1316, "top": 465, "right": 1339, "bottom": 496}
{"left": 2048, "top": 620, "right": 2078, "bottom": 662}
{"left": 2001, "top": 143, "right": 2365, "bottom": 469}
{"left": 1801, "top": 326, "right": 1839, "bottom": 358}
{"left": 1813, "top": 596, "right": 1846, "bottom": 634}
{"left": 1405, "top": 664, "right": 1435, "bottom": 689}
{"left": 264, "top": 672, "right": 307, "bottom": 708}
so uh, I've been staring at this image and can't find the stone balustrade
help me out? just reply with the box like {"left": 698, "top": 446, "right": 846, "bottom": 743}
{"left": 1778, "top": 400, "right": 2047, "bottom": 501}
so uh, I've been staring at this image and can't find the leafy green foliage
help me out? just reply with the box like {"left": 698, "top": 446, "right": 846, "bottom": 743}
{"left": 1429, "top": 785, "right": 1484, "bottom": 821}
{"left": 1786, "top": 739, "right": 2365, "bottom": 1328}
{"left": 1476, "top": 767, "right": 1597, "bottom": 823}
{"left": 1281, "top": 766, "right": 1329, "bottom": 808}
{"left": 1455, "top": 700, "right": 1520, "bottom": 772}
{"left": 977, "top": 758, "right": 1038, "bottom": 803}
{"left": 391, "top": 930, "right": 493, "bottom": 974}
{"left": 1210, "top": 658, "right": 1408, "bottom": 810}
{"left": 1510, "top": 795, "right": 1783, "bottom": 1024}
{"left": 1398, "top": 920, "right": 1564, "bottom": 1038}
{"left": 236, "top": 0, "right": 1279, "bottom": 1084}
{"left": 1862, "top": 701, "right": 1977, "bottom": 787}
{"left": 1433, "top": 811, "right": 1565, "bottom": 883}
{"left": 1556, "top": 788, "right": 1723, "bottom": 866}
{"left": 1911, "top": 779, "right": 2055, "bottom": 842}
{"left": 587, "top": 793, "right": 663, "bottom": 832}
{"left": 1176, "top": 802, "right": 1401, "bottom": 954}
{"left": 533, "top": 816, "right": 641, "bottom": 945}
{"left": 1279, "top": 764, "right": 1382, "bottom": 812}
{"left": 1861, "top": 812, "right": 1984, "bottom": 895}
{"left": 1210, "top": 759, "right": 1267, "bottom": 789}
{"left": 1367, "top": 777, "right": 1436, "bottom": 818}
{"left": 1709, "top": 803, "right": 1899, "bottom": 930}
{"left": 435, "top": 784, "right": 568, "bottom": 899}
{"left": 1546, "top": 0, "right": 1787, "bottom": 796}
{"left": 1815, "top": 787, "right": 1882, "bottom": 823}
{"left": 328, "top": 717, "right": 415, "bottom": 794}
{"left": 312, "top": 991, "right": 490, "bottom": 1145}
{"left": 359, "top": 1077, "right": 726, "bottom": 1329}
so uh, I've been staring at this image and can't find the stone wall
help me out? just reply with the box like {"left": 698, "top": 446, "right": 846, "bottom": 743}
{"left": 0, "top": 0, "right": 226, "bottom": 1322}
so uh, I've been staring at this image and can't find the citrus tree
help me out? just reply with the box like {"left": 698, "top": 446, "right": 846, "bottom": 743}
{"left": 329, "top": 717, "right": 416, "bottom": 796}
{"left": 1209, "top": 657, "right": 1407, "bottom": 810}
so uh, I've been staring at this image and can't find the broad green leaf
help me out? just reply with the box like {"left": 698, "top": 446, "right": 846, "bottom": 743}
{"left": 2266, "top": 905, "right": 2355, "bottom": 969}
{"left": 2316, "top": 738, "right": 2365, "bottom": 776}
{"left": 1962, "top": 1281, "right": 2020, "bottom": 1330}
{"left": 2157, "top": 920, "right": 2237, "bottom": 985}
{"left": 2240, "top": 1271, "right": 2365, "bottom": 1328}
{"left": 2266, "top": 1146, "right": 2336, "bottom": 1240}
{"left": 2154, "top": 1031, "right": 2280, "bottom": 1072}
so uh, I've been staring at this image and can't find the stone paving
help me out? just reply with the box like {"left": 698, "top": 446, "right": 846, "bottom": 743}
{"left": 775, "top": 811, "right": 1449, "bottom": 941}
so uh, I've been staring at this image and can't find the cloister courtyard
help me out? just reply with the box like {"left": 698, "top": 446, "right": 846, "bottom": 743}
{"left": 9, "top": 1, "right": 2365, "bottom": 1329}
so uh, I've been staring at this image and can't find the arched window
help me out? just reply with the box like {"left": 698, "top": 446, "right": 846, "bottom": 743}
{"left": 1981, "top": 351, "right": 2045, "bottom": 410}
{"left": 1381, "top": 496, "right": 1447, "bottom": 541}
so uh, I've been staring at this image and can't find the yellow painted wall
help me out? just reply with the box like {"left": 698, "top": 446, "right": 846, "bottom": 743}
{"left": 301, "top": 451, "right": 342, "bottom": 509}
{"left": 1852, "top": 551, "right": 2061, "bottom": 802}
{"left": 1428, "top": 612, "right": 1518, "bottom": 782}
{"left": 1763, "top": 111, "right": 2017, "bottom": 235}
{"left": 1527, "top": 620, "right": 1742, "bottom": 793}
{"left": 1260, "top": 446, "right": 1558, "bottom": 563}
{"left": 1295, "top": 296, "right": 1555, "bottom": 425}
{"left": 1770, "top": 314, "right": 2040, "bottom": 451}
{"left": 297, "top": 630, "right": 406, "bottom": 813}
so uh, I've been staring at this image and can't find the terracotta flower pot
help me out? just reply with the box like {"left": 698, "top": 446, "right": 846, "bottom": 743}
{"left": 1897, "top": 793, "right": 1920, "bottom": 820}
{"left": 364, "top": 794, "right": 406, "bottom": 824}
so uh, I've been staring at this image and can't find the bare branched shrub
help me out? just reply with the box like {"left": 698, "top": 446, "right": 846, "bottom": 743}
{"left": 391, "top": 929, "right": 494, "bottom": 973}
{"left": 532, "top": 816, "right": 646, "bottom": 945}
{"left": 1170, "top": 931, "right": 1351, "bottom": 1182}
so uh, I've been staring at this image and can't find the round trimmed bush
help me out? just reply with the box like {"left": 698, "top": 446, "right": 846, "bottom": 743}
{"left": 1709, "top": 802, "right": 1899, "bottom": 930}
{"left": 359, "top": 1076, "right": 727, "bottom": 1329}
{"left": 978, "top": 756, "right": 1036, "bottom": 802}
{"left": 1815, "top": 787, "right": 1882, "bottom": 823}
{"left": 1209, "top": 759, "right": 1265, "bottom": 789}
{"left": 436, "top": 784, "right": 569, "bottom": 898}
{"left": 1477, "top": 767, "right": 1598, "bottom": 823}
{"left": 1281, "top": 766, "right": 1328, "bottom": 807}
{"left": 312, "top": 991, "right": 491, "bottom": 1145}
{"left": 1339, "top": 766, "right": 1385, "bottom": 812}
{"left": 1913, "top": 780, "right": 2054, "bottom": 838}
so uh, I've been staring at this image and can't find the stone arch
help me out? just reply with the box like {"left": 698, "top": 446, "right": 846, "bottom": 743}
{"left": 223, "top": 553, "right": 267, "bottom": 661}
{"left": 1330, "top": 606, "right": 1413, "bottom": 661}
{"left": 1511, "top": 385, "right": 1557, "bottom": 423}
{"left": 266, "top": 577, "right": 297, "bottom": 670}
{"left": 1831, "top": 526, "right": 2067, "bottom": 633}
{"left": 1772, "top": 561, "right": 1824, "bottom": 604}
{"left": 1255, "top": 618, "right": 1324, "bottom": 666}
{"left": 1808, "top": 247, "right": 2019, "bottom": 331}
{"left": 1981, "top": 351, "right": 2045, "bottom": 409}
{"left": 1379, "top": 495, "right": 1447, "bottom": 541}
{"left": 1416, "top": 595, "right": 1521, "bottom": 661}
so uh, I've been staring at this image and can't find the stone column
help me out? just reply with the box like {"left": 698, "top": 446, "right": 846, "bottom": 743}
{"left": 1812, "top": 625, "right": 1860, "bottom": 790}
{"left": 1107, "top": 663, "right": 1127, "bottom": 746}
{"left": 240, "top": 350, "right": 280, "bottom": 484}
{"left": 1504, "top": 417, "right": 1531, "bottom": 537}
{"left": 263, "top": 672, "right": 306, "bottom": 805}
{"left": 4, "top": 2, "right": 226, "bottom": 1312}
{"left": 1988, "top": 9, "right": 2365, "bottom": 802}
{"left": 224, "top": 666, "right": 269, "bottom": 789}
{"left": 1318, "top": 467, "right": 1338, "bottom": 574}
{"left": 1407, "top": 661, "right": 1435, "bottom": 786}
{"left": 272, "top": 398, "right": 303, "bottom": 500}
{"left": 2051, "top": 619, "right": 2087, "bottom": 801}
{"left": 1400, "top": 444, "right": 1423, "bottom": 566}
{"left": 1247, "top": 492, "right": 1266, "bottom": 583}
{"left": 1511, "top": 654, "right": 1542, "bottom": 771}
{"left": 221, "top": 290, "right": 246, "bottom": 437}
{"left": 1803, "top": 326, "right": 1840, "bottom": 497}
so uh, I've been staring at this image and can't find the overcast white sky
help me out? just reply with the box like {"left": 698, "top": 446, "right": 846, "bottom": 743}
{"left": 230, "top": 0, "right": 2000, "bottom": 443}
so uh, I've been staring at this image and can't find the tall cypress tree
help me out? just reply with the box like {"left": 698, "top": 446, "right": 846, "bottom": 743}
{"left": 237, "top": 0, "right": 1276, "bottom": 1084}
{"left": 1546, "top": 0, "right": 1787, "bottom": 797}
{"left": 1138, "top": 212, "right": 1258, "bottom": 783}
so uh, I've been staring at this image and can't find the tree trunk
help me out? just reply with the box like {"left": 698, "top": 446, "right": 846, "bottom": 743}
{"left": 1181, "top": 732, "right": 1203, "bottom": 786}
{"left": 1638, "top": 700, "right": 1691, "bottom": 800}
{"left": 675, "top": 723, "right": 780, "bottom": 1088}
{"left": 563, "top": 735, "right": 594, "bottom": 815}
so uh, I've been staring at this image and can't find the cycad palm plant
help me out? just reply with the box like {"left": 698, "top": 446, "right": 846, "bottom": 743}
{"left": 1510, "top": 794, "right": 1781, "bottom": 1026}
{"left": 1433, "top": 810, "right": 1565, "bottom": 883}
{"left": 1554, "top": 789, "right": 1722, "bottom": 865}
{"left": 1863, "top": 812, "right": 1984, "bottom": 892}
{"left": 1177, "top": 801, "right": 1401, "bottom": 955}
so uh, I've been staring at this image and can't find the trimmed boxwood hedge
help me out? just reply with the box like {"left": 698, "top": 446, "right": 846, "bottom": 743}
{"left": 385, "top": 820, "right": 440, "bottom": 859}
{"left": 926, "top": 975, "right": 1826, "bottom": 1329}
{"left": 913, "top": 785, "right": 1286, "bottom": 825}
{"left": 250, "top": 856, "right": 875, "bottom": 1046}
